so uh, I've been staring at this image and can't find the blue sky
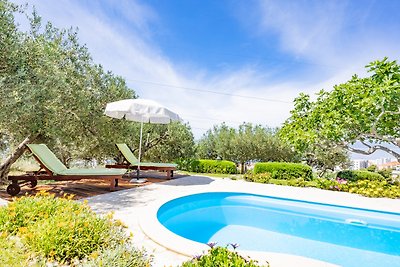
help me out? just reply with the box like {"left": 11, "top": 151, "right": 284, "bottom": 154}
{"left": 14, "top": 0, "right": 400, "bottom": 159}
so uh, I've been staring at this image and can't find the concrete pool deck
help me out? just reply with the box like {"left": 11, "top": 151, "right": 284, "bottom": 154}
{"left": 84, "top": 175, "right": 400, "bottom": 267}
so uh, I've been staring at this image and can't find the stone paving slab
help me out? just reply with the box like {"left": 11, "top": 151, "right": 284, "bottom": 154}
{"left": 85, "top": 175, "right": 400, "bottom": 267}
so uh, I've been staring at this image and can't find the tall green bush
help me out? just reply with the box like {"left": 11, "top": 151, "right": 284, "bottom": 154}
{"left": 254, "top": 162, "right": 312, "bottom": 180}
{"left": 176, "top": 159, "right": 237, "bottom": 174}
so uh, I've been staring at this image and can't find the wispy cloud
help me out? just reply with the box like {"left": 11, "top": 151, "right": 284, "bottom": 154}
{"left": 17, "top": 0, "right": 300, "bottom": 138}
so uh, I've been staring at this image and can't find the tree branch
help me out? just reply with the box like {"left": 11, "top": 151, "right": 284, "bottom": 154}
{"left": 346, "top": 144, "right": 400, "bottom": 161}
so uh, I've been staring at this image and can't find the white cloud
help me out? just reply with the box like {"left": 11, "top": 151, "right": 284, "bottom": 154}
{"left": 16, "top": 0, "right": 302, "bottom": 139}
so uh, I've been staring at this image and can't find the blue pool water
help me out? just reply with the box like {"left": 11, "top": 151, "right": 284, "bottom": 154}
{"left": 157, "top": 192, "right": 400, "bottom": 267}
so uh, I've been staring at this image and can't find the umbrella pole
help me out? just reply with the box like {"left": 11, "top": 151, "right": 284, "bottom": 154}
{"left": 137, "top": 120, "right": 143, "bottom": 180}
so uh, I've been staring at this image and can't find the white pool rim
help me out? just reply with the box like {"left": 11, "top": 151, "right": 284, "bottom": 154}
{"left": 139, "top": 189, "right": 340, "bottom": 267}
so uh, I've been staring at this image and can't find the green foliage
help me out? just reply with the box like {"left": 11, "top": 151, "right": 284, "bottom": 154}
{"left": 244, "top": 172, "right": 272, "bottom": 183}
{"left": 196, "top": 123, "right": 300, "bottom": 173}
{"left": 176, "top": 158, "right": 237, "bottom": 174}
{"left": 0, "top": 1, "right": 136, "bottom": 169}
{"left": 244, "top": 173, "right": 400, "bottom": 199}
{"left": 180, "top": 246, "right": 267, "bottom": 267}
{"left": 0, "top": 193, "right": 74, "bottom": 234}
{"left": 244, "top": 173, "right": 311, "bottom": 187}
{"left": 0, "top": 234, "right": 31, "bottom": 267}
{"left": 142, "top": 122, "right": 195, "bottom": 163}
{"left": 175, "top": 158, "right": 200, "bottom": 172}
{"left": 253, "top": 162, "right": 313, "bottom": 180}
{"left": 337, "top": 170, "right": 385, "bottom": 182}
{"left": 196, "top": 160, "right": 237, "bottom": 174}
{"left": 366, "top": 165, "right": 377, "bottom": 172}
{"left": 0, "top": 1, "right": 195, "bottom": 179}
{"left": 316, "top": 179, "right": 400, "bottom": 198}
{"left": 281, "top": 58, "right": 400, "bottom": 164}
{"left": 0, "top": 193, "right": 131, "bottom": 263}
{"left": 378, "top": 169, "right": 393, "bottom": 180}
{"left": 82, "top": 244, "right": 152, "bottom": 267}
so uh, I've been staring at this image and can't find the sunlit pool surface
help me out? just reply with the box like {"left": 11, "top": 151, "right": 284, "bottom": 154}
{"left": 157, "top": 192, "right": 400, "bottom": 267}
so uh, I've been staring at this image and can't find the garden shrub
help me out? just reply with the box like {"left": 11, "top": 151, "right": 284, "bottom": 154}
{"left": 244, "top": 173, "right": 314, "bottom": 188}
{"left": 198, "top": 160, "right": 237, "bottom": 174}
{"left": 377, "top": 169, "right": 393, "bottom": 180}
{"left": 0, "top": 192, "right": 77, "bottom": 234}
{"left": 316, "top": 178, "right": 400, "bottom": 198}
{"left": 175, "top": 158, "right": 201, "bottom": 172}
{"left": 0, "top": 193, "right": 133, "bottom": 263}
{"left": 253, "top": 162, "right": 312, "bottom": 180}
{"left": 180, "top": 245, "right": 268, "bottom": 267}
{"left": 177, "top": 158, "right": 237, "bottom": 174}
{"left": 337, "top": 170, "right": 385, "bottom": 182}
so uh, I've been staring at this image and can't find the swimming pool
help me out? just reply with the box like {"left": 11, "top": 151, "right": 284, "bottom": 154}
{"left": 157, "top": 192, "right": 400, "bottom": 267}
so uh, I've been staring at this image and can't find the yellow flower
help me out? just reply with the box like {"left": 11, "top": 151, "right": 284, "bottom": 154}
{"left": 18, "top": 227, "right": 28, "bottom": 234}
{"left": 90, "top": 251, "right": 99, "bottom": 259}
{"left": 49, "top": 250, "right": 56, "bottom": 257}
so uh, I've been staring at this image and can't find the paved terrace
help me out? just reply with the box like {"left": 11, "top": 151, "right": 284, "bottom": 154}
{"left": 83, "top": 175, "right": 400, "bottom": 267}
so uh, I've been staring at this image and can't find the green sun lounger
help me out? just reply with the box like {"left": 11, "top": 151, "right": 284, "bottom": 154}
{"left": 106, "top": 143, "right": 177, "bottom": 178}
{"left": 7, "top": 144, "right": 126, "bottom": 196}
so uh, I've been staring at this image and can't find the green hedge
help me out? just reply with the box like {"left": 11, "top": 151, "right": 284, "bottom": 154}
{"left": 176, "top": 159, "right": 237, "bottom": 174}
{"left": 337, "top": 170, "right": 385, "bottom": 182}
{"left": 253, "top": 162, "right": 313, "bottom": 181}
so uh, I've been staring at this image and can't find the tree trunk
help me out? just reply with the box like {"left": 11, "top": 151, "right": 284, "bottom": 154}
{"left": 0, "top": 135, "right": 37, "bottom": 184}
{"left": 240, "top": 162, "right": 245, "bottom": 174}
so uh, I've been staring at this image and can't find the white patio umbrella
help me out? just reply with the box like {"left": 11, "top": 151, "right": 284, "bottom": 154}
{"left": 104, "top": 98, "right": 182, "bottom": 182}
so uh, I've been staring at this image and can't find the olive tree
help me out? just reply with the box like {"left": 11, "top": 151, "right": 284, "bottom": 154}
{"left": 197, "top": 123, "right": 299, "bottom": 173}
{"left": 0, "top": 2, "right": 136, "bottom": 181}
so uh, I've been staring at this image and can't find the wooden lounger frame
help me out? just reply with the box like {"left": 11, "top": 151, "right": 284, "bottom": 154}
{"left": 7, "top": 148, "right": 123, "bottom": 196}
{"left": 106, "top": 163, "right": 175, "bottom": 179}
{"left": 106, "top": 145, "right": 176, "bottom": 179}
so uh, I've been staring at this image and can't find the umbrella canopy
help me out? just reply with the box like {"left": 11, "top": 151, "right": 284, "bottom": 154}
{"left": 104, "top": 99, "right": 182, "bottom": 124}
{"left": 104, "top": 98, "right": 182, "bottom": 182}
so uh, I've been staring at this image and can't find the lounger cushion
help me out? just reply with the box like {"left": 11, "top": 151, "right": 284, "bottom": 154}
{"left": 28, "top": 144, "right": 126, "bottom": 176}
{"left": 27, "top": 144, "right": 68, "bottom": 174}
{"left": 116, "top": 143, "right": 177, "bottom": 167}
{"left": 60, "top": 168, "right": 126, "bottom": 176}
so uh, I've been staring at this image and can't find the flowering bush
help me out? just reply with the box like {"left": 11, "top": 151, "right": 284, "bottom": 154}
{"left": 180, "top": 243, "right": 268, "bottom": 267}
{"left": 0, "top": 192, "right": 150, "bottom": 265}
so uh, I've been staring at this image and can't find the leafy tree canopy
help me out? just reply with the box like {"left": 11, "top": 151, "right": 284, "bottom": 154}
{"left": 0, "top": 1, "right": 194, "bottom": 181}
{"left": 197, "top": 122, "right": 299, "bottom": 173}
{"left": 281, "top": 58, "right": 400, "bottom": 164}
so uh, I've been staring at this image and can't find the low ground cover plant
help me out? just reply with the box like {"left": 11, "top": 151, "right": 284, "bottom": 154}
{"left": 0, "top": 192, "right": 152, "bottom": 266}
{"left": 180, "top": 244, "right": 268, "bottom": 267}
{"left": 245, "top": 171, "right": 400, "bottom": 199}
